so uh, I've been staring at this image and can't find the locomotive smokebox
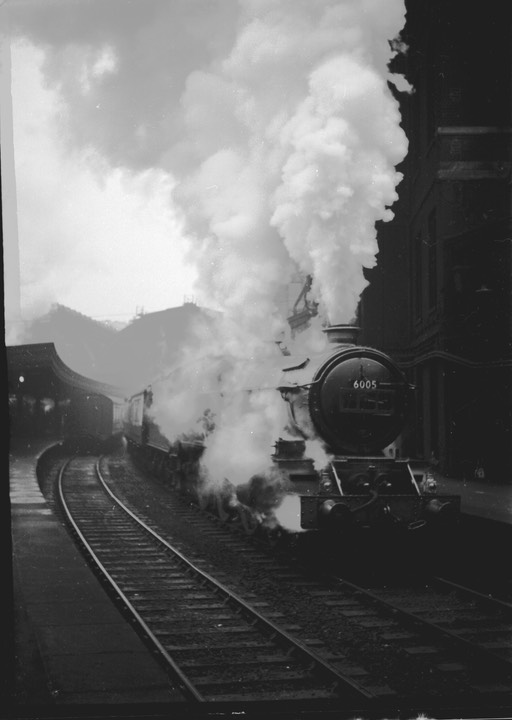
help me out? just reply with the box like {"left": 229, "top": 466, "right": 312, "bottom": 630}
{"left": 323, "top": 324, "right": 360, "bottom": 346}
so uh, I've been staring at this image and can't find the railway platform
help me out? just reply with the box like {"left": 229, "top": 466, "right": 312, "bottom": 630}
{"left": 8, "top": 438, "right": 185, "bottom": 709}
{"left": 434, "top": 473, "right": 512, "bottom": 526}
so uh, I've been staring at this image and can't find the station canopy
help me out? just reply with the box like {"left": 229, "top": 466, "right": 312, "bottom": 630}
{"left": 7, "top": 343, "right": 125, "bottom": 403}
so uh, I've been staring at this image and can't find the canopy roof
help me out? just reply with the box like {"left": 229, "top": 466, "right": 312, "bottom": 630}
{"left": 7, "top": 343, "right": 125, "bottom": 402}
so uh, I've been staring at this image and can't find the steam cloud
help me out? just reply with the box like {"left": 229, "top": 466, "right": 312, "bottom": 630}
{"left": 175, "top": 0, "right": 409, "bottom": 327}
{"left": 161, "top": 0, "right": 410, "bottom": 520}
{"left": 7, "top": 0, "right": 410, "bottom": 528}
{"left": 147, "top": 0, "right": 407, "bottom": 529}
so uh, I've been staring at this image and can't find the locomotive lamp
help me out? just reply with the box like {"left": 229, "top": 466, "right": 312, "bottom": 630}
{"left": 319, "top": 469, "right": 333, "bottom": 492}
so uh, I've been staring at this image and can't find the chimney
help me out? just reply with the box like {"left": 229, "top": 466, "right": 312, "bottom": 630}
{"left": 323, "top": 324, "right": 360, "bottom": 346}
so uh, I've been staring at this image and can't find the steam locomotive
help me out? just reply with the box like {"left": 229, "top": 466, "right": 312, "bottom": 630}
{"left": 123, "top": 325, "right": 460, "bottom": 541}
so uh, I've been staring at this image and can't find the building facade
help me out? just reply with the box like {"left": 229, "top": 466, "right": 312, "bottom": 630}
{"left": 360, "top": 0, "right": 512, "bottom": 481}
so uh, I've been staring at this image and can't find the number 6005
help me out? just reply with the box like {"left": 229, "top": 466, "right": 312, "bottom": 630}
{"left": 353, "top": 380, "right": 377, "bottom": 389}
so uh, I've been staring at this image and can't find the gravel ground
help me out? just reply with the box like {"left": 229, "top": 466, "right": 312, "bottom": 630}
{"left": 95, "top": 449, "right": 487, "bottom": 707}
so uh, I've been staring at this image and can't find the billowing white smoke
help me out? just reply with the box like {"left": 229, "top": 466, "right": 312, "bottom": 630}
{"left": 11, "top": 0, "right": 410, "bottom": 525}
{"left": 271, "top": 54, "right": 407, "bottom": 321}
{"left": 176, "top": 0, "right": 409, "bottom": 326}
{"left": 166, "top": 0, "right": 409, "bottom": 505}
{"left": 9, "top": 0, "right": 408, "bottom": 339}
{"left": 201, "top": 384, "right": 288, "bottom": 489}
{"left": 149, "top": 317, "right": 289, "bottom": 486}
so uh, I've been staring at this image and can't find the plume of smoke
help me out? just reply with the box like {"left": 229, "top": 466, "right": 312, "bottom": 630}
{"left": 273, "top": 494, "right": 304, "bottom": 533}
{"left": 149, "top": 319, "right": 289, "bottom": 489}
{"left": 152, "top": 0, "right": 409, "bottom": 513}
{"left": 201, "top": 382, "right": 287, "bottom": 488}
{"left": 267, "top": 438, "right": 333, "bottom": 533}
{"left": 7, "top": 1, "right": 409, "bottom": 331}
{"left": 146, "top": 319, "right": 229, "bottom": 442}
{"left": 271, "top": 53, "right": 408, "bottom": 322}
{"left": 305, "top": 438, "right": 333, "bottom": 469}
{"left": 288, "top": 315, "right": 330, "bottom": 355}
{"left": 175, "top": 0, "right": 409, "bottom": 327}
{"left": 8, "top": 1, "right": 410, "bottom": 524}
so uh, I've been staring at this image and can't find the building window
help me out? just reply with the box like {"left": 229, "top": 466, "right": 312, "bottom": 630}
{"left": 427, "top": 210, "right": 437, "bottom": 310}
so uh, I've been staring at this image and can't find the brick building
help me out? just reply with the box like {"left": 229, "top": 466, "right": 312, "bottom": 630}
{"left": 359, "top": 0, "right": 512, "bottom": 481}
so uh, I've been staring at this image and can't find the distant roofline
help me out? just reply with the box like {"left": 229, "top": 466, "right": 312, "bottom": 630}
{"left": 126, "top": 303, "right": 221, "bottom": 323}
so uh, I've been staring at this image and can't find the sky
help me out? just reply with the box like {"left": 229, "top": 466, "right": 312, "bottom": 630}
{"left": 2, "top": 0, "right": 410, "bottom": 344}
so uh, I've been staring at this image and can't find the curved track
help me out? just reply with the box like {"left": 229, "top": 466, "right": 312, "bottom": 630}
{"left": 57, "top": 455, "right": 377, "bottom": 705}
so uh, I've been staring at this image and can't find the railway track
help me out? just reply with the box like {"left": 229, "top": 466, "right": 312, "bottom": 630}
{"left": 110, "top": 455, "right": 512, "bottom": 705}
{"left": 199, "top": 517, "right": 512, "bottom": 703}
{"left": 56, "top": 455, "right": 379, "bottom": 705}
{"left": 315, "top": 574, "right": 512, "bottom": 697}
{"left": 45, "top": 451, "right": 512, "bottom": 708}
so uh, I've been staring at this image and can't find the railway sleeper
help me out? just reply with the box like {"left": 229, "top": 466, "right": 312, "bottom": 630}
{"left": 156, "top": 624, "right": 303, "bottom": 636}
{"left": 104, "top": 559, "right": 172, "bottom": 568}
{"left": 192, "top": 671, "right": 336, "bottom": 689}
{"left": 122, "top": 582, "right": 199, "bottom": 591}
{"left": 449, "top": 625, "right": 512, "bottom": 637}
{"left": 212, "top": 687, "right": 338, "bottom": 702}
{"left": 144, "top": 613, "right": 240, "bottom": 624}
{"left": 164, "top": 641, "right": 276, "bottom": 654}
{"left": 141, "top": 591, "right": 215, "bottom": 600}
{"left": 178, "top": 653, "right": 347, "bottom": 671}
{"left": 108, "top": 571, "right": 187, "bottom": 580}
{"left": 131, "top": 592, "right": 214, "bottom": 602}
{"left": 175, "top": 602, "right": 233, "bottom": 610}
{"left": 124, "top": 589, "right": 198, "bottom": 600}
